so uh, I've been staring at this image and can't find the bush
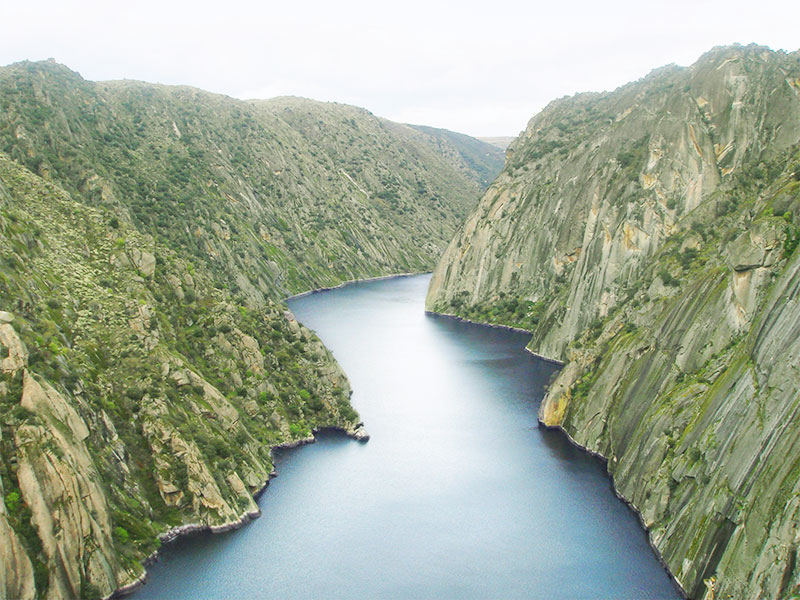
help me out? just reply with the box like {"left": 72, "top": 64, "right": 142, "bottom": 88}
{"left": 112, "top": 526, "right": 129, "bottom": 544}
{"left": 679, "top": 248, "right": 699, "bottom": 269}
{"left": 690, "top": 222, "right": 707, "bottom": 240}
{"left": 126, "top": 387, "right": 145, "bottom": 401}
{"left": 289, "top": 422, "right": 307, "bottom": 437}
{"left": 785, "top": 226, "right": 800, "bottom": 257}
{"left": 659, "top": 268, "right": 680, "bottom": 287}
{"left": 4, "top": 491, "right": 20, "bottom": 514}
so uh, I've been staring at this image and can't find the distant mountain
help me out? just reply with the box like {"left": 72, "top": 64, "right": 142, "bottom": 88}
{"left": 428, "top": 44, "right": 800, "bottom": 599}
{"left": 0, "top": 60, "right": 492, "bottom": 599}
{"left": 408, "top": 124, "right": 506, "bottom": 187}
{"left": 478, "top": 136, "right": 515, "bottom": 150}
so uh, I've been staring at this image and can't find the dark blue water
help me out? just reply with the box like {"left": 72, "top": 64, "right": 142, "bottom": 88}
{"left": 136, "top": 274, "right": 680, "bottom": 599}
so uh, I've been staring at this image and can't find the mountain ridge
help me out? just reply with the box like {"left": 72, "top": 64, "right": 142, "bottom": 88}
{"left": 0, "top": 60, "right": 497, "bottom": 599}
{"left": 427, "top": 43, "right": 800, "bottom": 599}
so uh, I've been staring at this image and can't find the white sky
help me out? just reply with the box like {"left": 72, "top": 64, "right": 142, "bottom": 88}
{"left": 1, "top": 0, "right": 798, "bottom": 137}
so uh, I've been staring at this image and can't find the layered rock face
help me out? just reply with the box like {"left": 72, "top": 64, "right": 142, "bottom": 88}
{"left": 0, "top": 62, "right": 498, "bottom": 598}
{"left": 428, "top": 45, "right": 800, "bottom": 355}
{"left": 428, "top": 45, "right": 800, "bottom": 599}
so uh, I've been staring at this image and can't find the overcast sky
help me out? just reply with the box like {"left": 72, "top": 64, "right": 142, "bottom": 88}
{"left": 1, "top": 0, "right": 798, "bottom": 137}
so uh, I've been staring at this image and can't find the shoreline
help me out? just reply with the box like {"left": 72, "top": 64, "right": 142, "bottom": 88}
{"left": 424, "top": 310, "right": 565, "bottom": 366}
{"left": 285, "top": 271, "right": 429, "bottom": 301}
{"left": 108, "top": 425, "right": 368, "bottom": 599}
{"left": 523, "top": 347, "right": 565, "bottom": 366}
{"left": 111, "top": 271, "right": 406, "bottom": 598}
{"left": 537, "top": 418, "right": 689, "bottom": 599}
{"left": 430, "top": 306, "right": 680, "bottom": 594}
{"left": 112, "top": 280, "right": 665, "bottom": 599}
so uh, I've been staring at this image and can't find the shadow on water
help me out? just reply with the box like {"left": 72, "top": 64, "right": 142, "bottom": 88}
{"left": 136, "top": 274, "right": 683, "bottom": 600}
{"left": 538, "top": 425, "right": 600, "bottom": 465}
{"left": 272, "top": 429, "right": 353, "bottom": 464}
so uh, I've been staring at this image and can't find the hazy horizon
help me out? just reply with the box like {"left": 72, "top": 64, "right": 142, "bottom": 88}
{"left": 2, "top": 0, "right": 798, "bottom": 137}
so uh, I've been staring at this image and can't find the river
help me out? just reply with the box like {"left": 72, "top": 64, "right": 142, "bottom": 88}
{"left": 136, "top": 274, "right": 681, "bottom": 599}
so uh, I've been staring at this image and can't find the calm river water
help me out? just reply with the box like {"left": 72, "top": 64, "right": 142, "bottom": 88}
{"left": 136, "top": 274, "right": 680, "bottom": 599}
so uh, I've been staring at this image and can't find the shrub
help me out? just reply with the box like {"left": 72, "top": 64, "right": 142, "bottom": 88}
{"left": 784, "top": 226, "right": 800, "bottom": 257}
{"left": 690, "top": 222, "right": 707, "bottom": 240}
{"left": 659, "top": 268, "right": 680, "bottom": 287}
{"left": 289, "top": 422, "right": 307, "bottom": 437}
{"left": 679, "top": 248, "right": 699, "bottom": 269}
{"left": 112, "top": 526, "right": 129, "bottom": 544}
{"left": 4, "top": 491, "right": 20, "bottom": 514}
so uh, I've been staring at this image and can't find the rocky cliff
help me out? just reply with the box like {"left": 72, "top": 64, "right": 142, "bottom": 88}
{"left": 0, "top": 61, "right": 497, "bottom": 598}
{"left": 427, "top": 45, "right": 800, "bottom": 599}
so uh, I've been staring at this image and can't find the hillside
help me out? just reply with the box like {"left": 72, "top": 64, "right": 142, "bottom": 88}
{"left": 0, "top": 61, "right": 500, "bottom": 299}
{"left": 0, "top": 61, "right": 494, "bottom": 598}
{"left": 427, "top": 44, "right": 800, "bottom": 599}
{"left": 407, "top": 124, "right": 506, "bottom": 187}
{"left": 478, "top": 136, "right": 515, "bottom": 150}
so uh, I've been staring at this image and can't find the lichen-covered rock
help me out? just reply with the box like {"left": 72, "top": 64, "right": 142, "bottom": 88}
{"left": 16, "top": 373, "right": 125, "bottom": 599}
{"left": 428, "top": 45, "right": 800, "bottom": 359}
{"left": 0, "top": 510, "right": 35, "bottom": 600}
{"left": 0, "top": 425, "right": 35, "bottom": 600}
{"left": 0, "top": 321, "right": 27, "bottom": 374}
{"left": 429, "top": 44, "right": 800, "bottom": 599}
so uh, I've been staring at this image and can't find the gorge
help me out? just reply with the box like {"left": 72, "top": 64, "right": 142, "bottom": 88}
{"left": 1, "top": 42, "right": 800, "bottom": 599}
{"left": 135, "top": 275, "right": 681, "bottom": 600}
{"left": 0, "top": 59, "right": 501, "bottom": 598}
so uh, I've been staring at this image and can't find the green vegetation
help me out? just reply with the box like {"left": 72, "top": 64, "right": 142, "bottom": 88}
{"left": 0, "top": 59, "right": 499, "bottom": 598}
{"left": 447, "top": 291, "right": 546, "bottom": 331}
{"left": 0, "top": 61, "right": 494, "bottom": 300}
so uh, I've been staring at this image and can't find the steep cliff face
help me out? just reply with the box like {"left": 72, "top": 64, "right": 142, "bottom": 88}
{"left": 0, "top": 62, "right": 496, "bottom": 598}
{"left": 428, "top": 45, "right": 800, "bottom": 357}
{"left": 427, "top": 45, "right": 800, "bottom": 599}
{"left": 539, "top": 164, "right": 800, "bottom": 599}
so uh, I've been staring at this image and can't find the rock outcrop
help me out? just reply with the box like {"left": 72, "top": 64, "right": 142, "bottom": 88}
{"left": 0, "top": 425, "right": 35, "bottom": 600}
{"left": 428, "top": 44, "right": 800, "bottom": 599}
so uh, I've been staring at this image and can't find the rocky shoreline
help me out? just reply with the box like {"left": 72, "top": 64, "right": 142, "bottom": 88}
{"left": 522, "top": 347, "right": 564, "bottom": 367}
{"left": 285, "top": 272, "right": 428, "bottom": 301}
{"left": 424, "top": 310, "right": 533, "bottom": 335}
{"left": 107, "top": 276, "right": 384, "bottom": 599}
{"left": 424, "top": 311, "right": 565, "bottom": 366}
{"left": 108, "top": 425, "right": 369, "bottom": 599}
{"left": 537, "top": 418, "right": 689, "bottom": 599}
